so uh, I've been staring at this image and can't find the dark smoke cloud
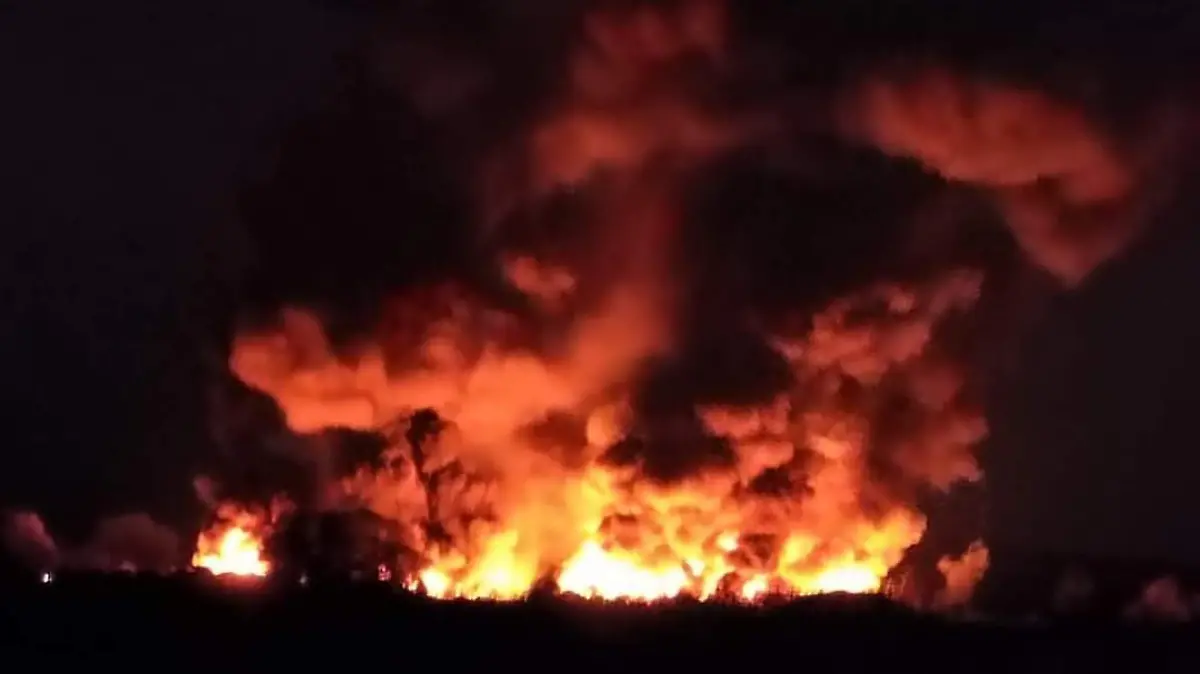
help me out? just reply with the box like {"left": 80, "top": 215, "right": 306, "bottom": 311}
{"left": 240, "top": 0, "right": 1200, "bottom": 329}
{"left": 225, "top": 4, "right": 883, "bottom": 483}
{"left": 72, "top": 514, "right": 181, "bottom": 573}
{"left": 3, "top": 511, "right": 58, "bottom": 571}
{"left": 207, "top": 375, "right": 324, "bottom": 508}
{"left": 3, "top": 511, "right": 180, "bottom": 573}
{"left": 840, "top": 67, "right": 1193, "bottom": 286}
{"left": 237, "top": 0, "right": 1009, "bottom": 364}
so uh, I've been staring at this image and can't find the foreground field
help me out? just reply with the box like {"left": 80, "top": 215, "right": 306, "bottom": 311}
{"left": 1, "top": 573, "right": 1196, "bottom": 672}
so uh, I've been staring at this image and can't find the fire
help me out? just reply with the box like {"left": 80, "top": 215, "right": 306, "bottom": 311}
{"left": 558, "top": 539, "right": 691, "bottom": 601}
{"left": 201, "top": 0, "right": 992, "bottom": 606}
{"left": 218, "top": 268, "right": 981, "bottom": 602}
{"left": 411, "top": 535, "right": 891, "bottom": 603}
{"left": 192, "top": 508, "right": 270, "bottom": 577}
{"left": 810, "top": 564, "right": 884, "bottom": 596}
{"left": 194, "top": 527, "right": 268, "bottom": 577}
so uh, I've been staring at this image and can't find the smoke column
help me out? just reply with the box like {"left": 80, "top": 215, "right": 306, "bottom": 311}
{"left": 185, "top": 0, "right": 1001, "bottom": 604}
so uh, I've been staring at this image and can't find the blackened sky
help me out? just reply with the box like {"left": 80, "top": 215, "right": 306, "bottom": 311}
{"left": 0, "top": 0, "right": 358, "bottom": 539}
{"left": 3, "top": 0, "right": 1200, "bottom": 567}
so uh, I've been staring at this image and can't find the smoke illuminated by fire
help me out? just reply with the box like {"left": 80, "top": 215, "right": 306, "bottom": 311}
{"left": 202, "top": 261, "right": 983, "bottom": 600}
{"left": 195, "top": 0, "right": 993, "bottom": 603}
{"left": 844, "top": 68, "right": 1150, "bottom": 286}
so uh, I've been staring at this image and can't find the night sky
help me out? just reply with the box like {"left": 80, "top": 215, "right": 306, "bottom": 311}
{"left": 4, "top": 0, "right": 1200, "bottom": 571}
{"left": 0, "top": 0, "right": 358, "bottom": 538}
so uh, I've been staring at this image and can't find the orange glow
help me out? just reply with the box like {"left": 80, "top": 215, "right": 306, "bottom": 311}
{"left": 846, "top": 68, "right": 1140, "bottom": 286}
{"left": 199, "top": 0, "right": 991, "bottom": 606}
{"left": 221, "top": 270, "right": 982, "bottom": 603}
{"left": 557, "top": 539, "right": 691, "bottom": 601}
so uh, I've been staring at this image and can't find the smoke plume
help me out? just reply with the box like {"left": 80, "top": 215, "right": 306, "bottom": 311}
{"left": 37, "top": 0, "right": 1188, "bottom": 607}
{"left": 3, "top": 511, "right": 58, "bottom": 571}
{"left": 841, "top": 67, "right": 1185, "bottom": 286}
{"left": 174, "top": 0, "right": 1014, "bottom": 605}
{"left": 3, "top": 510, "right": 180, "bottom": 573}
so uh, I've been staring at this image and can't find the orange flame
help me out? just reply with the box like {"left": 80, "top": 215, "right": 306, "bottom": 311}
{"left": 192, "top": 508, "right": 270, "bottom": 577}
{"left": 223, "top": 270, "right": 981, "bottom": 603}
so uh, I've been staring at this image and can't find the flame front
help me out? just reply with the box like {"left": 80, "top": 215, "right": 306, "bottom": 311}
{"left": 221, "top": 267, "right": 981, "bottom": 602}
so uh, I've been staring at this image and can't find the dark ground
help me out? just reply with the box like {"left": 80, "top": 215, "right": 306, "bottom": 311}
{"left": 1, "top": 572, "right": 1198, "bottom": 672}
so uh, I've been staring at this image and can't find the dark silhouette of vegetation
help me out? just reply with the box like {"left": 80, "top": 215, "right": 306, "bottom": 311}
{"left": 2, "top": 572, "right": 1199, "bottom": 671}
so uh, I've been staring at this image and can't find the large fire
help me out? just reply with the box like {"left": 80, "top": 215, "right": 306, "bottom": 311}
{"left": 194, "top": 0, "right": 991, "bottom": 604}
{"left": 194, "top": 266, "right": 983, "bottom": 601}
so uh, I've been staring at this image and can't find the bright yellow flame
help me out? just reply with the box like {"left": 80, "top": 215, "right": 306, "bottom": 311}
{"left": 192, "top": 526, "right": 269, "bottom": 577}
{"left": 558, "top": 539, "right": 690, "bottom": 601}
{"left": 808, "top": 564, "right": 883, "bottom": 595}
{"left": 412, "top": 530, "right": 888, "bottom": 603}
{"left": 418, "top": 568, "right": 452, "bottom": 597}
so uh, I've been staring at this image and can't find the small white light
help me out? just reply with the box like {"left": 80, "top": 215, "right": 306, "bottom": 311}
{"left": 40, "top": 572, "right": 53, "bottom": 584}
